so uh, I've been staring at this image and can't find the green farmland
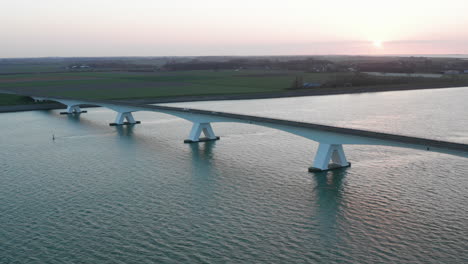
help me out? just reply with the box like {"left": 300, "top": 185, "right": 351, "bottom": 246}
{"left": 0, "top": 70, "right": 334, "bottom": 105}
{"left": 1, "top": 69, "right": 467, "bottom": 106}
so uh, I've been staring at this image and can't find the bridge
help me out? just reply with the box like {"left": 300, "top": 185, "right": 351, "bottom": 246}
{"left": 21, "top": 95, "right": 468, "bottom": 172}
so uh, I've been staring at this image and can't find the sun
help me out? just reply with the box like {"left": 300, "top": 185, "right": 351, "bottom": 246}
{"left": 373, "top": 40, "right": 383, "bottom": 48}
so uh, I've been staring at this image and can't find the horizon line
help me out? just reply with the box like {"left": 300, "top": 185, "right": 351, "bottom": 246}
{"left": 2, "top": 53, "right": 468, "bottom": 60}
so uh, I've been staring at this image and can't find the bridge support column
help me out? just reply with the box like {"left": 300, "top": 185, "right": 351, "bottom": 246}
{"left": 184, "top": 123, "right": 220, "bottom": 143}
{"left": 109, "top": 112, "right": 141, "bottom": 126}
{"left": 60, "top": 105, "right": 87, "bottom": 115}
{"left": 309, "top": 143, "right": 351, "bottom": 172}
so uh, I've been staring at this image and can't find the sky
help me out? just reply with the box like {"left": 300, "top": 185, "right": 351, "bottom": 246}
{"left": 1, "top": 0, "right": 468, "bottom": 58}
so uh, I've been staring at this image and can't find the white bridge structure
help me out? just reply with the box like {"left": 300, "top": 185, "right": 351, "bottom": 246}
{"left": 32, "top": 96, "right": 468, "bottom": 172}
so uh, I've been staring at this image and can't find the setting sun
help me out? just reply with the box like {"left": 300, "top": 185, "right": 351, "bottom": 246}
{"left": 373, "top": 40, "right": 383, "bottom": 48}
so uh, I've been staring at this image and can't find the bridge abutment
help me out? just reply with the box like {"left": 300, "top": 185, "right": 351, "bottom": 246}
{"left": 309, "top": 143, "right": 351, "bottom": 172}
{"left": 184, "top": 122, "right": 220, "bottom": 143}
{"left": 109, "top": 112, "right": 141, "bottom": 126}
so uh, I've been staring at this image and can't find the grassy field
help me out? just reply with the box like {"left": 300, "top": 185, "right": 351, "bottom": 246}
{"left": 0, "top": 70, "right": 467, "bottom": 106}
{"left": 0, "top": 70, "right": 335, "bottom": 104}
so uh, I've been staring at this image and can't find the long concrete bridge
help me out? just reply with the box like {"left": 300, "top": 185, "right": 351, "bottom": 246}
{"left": 25, "top": 95, "right": 468, "bottom": 172}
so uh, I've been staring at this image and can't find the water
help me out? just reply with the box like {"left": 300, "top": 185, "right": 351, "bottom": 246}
{"left": 1, "top": 87, "right": 468, "bottom": 263}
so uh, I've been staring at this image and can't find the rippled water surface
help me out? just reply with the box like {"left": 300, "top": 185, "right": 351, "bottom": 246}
{"left": 1, "top": 87, "right": 468, "bottom": 263}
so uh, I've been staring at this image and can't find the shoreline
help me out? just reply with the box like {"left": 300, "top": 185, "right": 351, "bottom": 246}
{"left": 1, "top": 83, "right": 467, "bottom": 113}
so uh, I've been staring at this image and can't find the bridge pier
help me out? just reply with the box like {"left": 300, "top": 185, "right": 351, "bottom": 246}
{"left": 60, "top": 105, "right": 87, "bottom": 115}
{"left": 109, "top": 112, "right": 141, "bottom": 126}
{"left": 184, "top": 122, "right": 220, "bottom": 143}
{"left": 309, "top": 143, "right": 351, "bottom": 172}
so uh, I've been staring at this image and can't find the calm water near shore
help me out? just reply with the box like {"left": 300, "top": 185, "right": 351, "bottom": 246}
{"left": 1, "top": 87, "right": 468, "bottom": 263}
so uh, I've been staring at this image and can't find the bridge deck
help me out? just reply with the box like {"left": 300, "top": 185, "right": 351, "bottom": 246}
{"left": 48, "top": 96, "right": 468, "bottom": 155}
{"left": 4, "top": 92, "right": 468, "bottom": 157}
{"left": 122, "top": 101, "right": 468, "bottom": 151}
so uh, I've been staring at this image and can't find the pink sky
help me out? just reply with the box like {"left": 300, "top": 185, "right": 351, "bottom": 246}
{"left": 1, "top": 0, "right": 467, "bottom": 57}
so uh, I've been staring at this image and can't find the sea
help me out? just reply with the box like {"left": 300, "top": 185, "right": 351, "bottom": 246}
{"left": 1, "top": 87, "right": 467, "bottom": 263}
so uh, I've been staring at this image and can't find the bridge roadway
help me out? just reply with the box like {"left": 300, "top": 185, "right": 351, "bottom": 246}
{"left": 26, "top": 95, "right": 468, "bottom": 172}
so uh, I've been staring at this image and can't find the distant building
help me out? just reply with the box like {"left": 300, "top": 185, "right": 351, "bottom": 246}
{"left": 303, "top": 82, "right": 321, "bottom": 88}
{"left": 444, "top": 70, "right": 460, "bottom": 75}
{"left": 70, "top": 65, "right": 90, "bottom": 69}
